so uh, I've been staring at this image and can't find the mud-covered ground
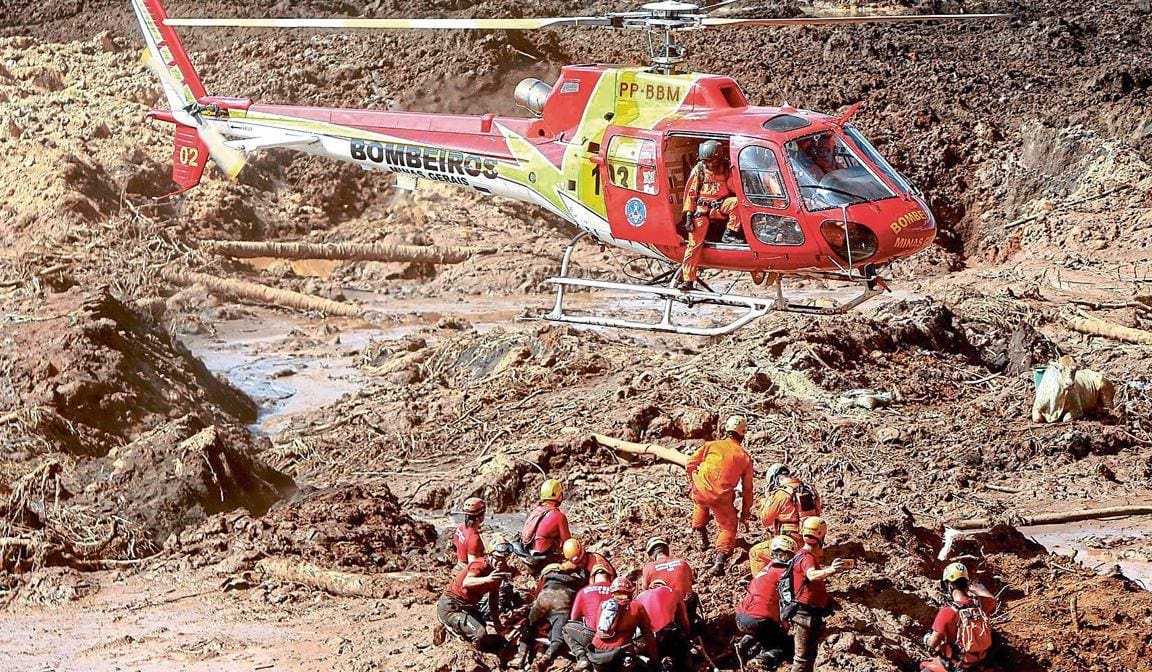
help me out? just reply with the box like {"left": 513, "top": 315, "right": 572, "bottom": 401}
{"left": 1, "top": 0, "right": 1151, "bottom": 670}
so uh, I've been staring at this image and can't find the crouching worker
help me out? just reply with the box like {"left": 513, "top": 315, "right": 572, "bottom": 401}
{"left": 565, "top": 577, "right": 657, "bottom": 671}
{"left": 635, "top": 579, "right": 691, "bottom": 671}
{"left": 736, "top": 535, "right": 797, "bottom": 669}
{"left": 564, "top": 565, "right": 615, "bottom": 670}
{"left": 511, "top": 562, "right": 586, "bottom": 671}
{"left": 434, "top": 539, "right": 515, "bottom": 653}
{"left": 920, "top": 563, "right": 997, "bottom": 672}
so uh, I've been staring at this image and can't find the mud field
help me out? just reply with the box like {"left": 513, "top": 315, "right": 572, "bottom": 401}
{"left": 1, "top": 0, "right": 1151, "bottom": 670}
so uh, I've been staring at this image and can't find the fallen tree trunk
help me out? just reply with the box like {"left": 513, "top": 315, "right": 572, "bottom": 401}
{"left": 256, "top": 557, "right": 398, "bottom": 598}
{"left": 1064, "top": 310, "right": 1152, "bottom": 345}
{"left": 161, "top": 268, "right": 363, "bottom": 318}
{"left": 202, "top": 240, "right": 489, "bottom": 265}
{"left": 562, "top": 427, "right": 688, "bottom": 467}
{"left": 951, "top": 505, "right": 1152, "bottom": 531}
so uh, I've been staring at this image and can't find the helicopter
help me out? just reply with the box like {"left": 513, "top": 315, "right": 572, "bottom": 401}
{"left": 130, "top": 0, "right": 1007, "bottom": 335}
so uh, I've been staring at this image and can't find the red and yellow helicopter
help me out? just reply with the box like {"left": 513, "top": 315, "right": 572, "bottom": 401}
{"left": 131, "top": 0, "right": 1006, "bottom": 335}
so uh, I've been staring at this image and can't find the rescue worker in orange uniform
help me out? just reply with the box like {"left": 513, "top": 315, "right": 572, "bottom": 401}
{"left": 559, "top": 538, "right": 617, "bottom": 583}
{"left": 452, "top": 497, "right": 487, "bottom": 569}
{"left": 749, "top": 464, "right": 823, "bottom": 572}
{"left": 736, "top": 535, "right": 797, "bottom": 669}
{"left": 686, "top": 414, "right": 755, "bottom": 577}
{"left": 678, "top": 139, "right": 741, "bottom": 291}
{"left": 517, "top": 479, "right": 572, "bottom": 572}
{"left": 920, "top": 563, "right": 998, "bottom": 672}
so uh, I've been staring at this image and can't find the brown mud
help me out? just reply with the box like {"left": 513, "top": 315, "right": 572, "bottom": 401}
{"left": 1, "top": 0, "right": 1151, "bottom": 670}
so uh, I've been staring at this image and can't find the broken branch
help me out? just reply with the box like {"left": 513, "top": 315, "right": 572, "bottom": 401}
{"left": 161, "top": 268, "right": 363, "bottom": 318}
{"left": 951, "top": 505, "right": 1152, "bottom": 531}
{"left": 562, "top": 427, "right": 688, "bottom": 467}
{"left": 201, "top": 240, "right": 491, "bottom": 265}
{"left": 1063, "top": 310, "right": 1152, "bottom": 345}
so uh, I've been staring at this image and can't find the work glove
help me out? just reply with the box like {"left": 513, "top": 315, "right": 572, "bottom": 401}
{"left": 676, "top": 212, "right": 692, "bottom": 237}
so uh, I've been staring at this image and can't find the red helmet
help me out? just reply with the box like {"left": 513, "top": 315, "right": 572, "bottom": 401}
{"left": 462, "top": 497, "right": 486, "bottom": 516}
{"left": 609, "top": 577, "right": 634, "bottom": 596}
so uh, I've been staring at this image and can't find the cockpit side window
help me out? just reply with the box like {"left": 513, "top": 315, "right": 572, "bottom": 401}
{"left": 784, "top": 131, "right": 895, "bottom": 211}
{"left": 737, "top": 145, "right": 788, "bottom": 209}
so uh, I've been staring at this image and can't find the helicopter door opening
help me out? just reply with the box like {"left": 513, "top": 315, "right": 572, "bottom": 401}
{"left": 664, "top": 135, "right": 747, "bottom": 248}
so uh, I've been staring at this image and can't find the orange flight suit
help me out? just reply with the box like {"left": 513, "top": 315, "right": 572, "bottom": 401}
{"left": 760, "top": 477, "right": 822, "bottom": 546}
{"left": 680, "top": 163, "right": 739, "bottom": 282}
{"left": 686, "top": 436, "right": 754, "bottom": 554}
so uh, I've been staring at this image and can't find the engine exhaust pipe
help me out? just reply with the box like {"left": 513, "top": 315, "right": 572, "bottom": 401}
{"left": 514, "top": 78, "right": 552, "bottom": 116}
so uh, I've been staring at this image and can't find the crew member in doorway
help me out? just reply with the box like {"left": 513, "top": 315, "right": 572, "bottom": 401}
{"left": 678, "top": 139, "right": 741, "bottom": 291}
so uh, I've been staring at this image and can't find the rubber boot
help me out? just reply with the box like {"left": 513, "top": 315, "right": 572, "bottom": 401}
{"left": 707, "top": 550, "right": 729, "bottom": 577}
{"left": 694, "top": 527, "right": 710, "bottom": 552}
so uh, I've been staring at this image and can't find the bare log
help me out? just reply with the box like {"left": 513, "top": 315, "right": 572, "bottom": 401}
{"left": 161, "top": 268, "right": 363, "bottom": 318}
{"left": 562, "top": 427, "right": 688, "bottom": 467}
{"left": 1063, "top": 310, "right": 1152, "bottom": 345}
{"left": 951, "top": 505, "right": 1152, "bottom": 531}
{"left": 256, "top": 557, "right": 398, "bottom": 598}
{"left": 202, "top": 240, "right": 491, "bottom": 265}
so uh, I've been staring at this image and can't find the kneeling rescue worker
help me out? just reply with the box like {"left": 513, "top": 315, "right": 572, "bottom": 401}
{"left": 566, "top": 577, "right": 657, "bottom": 671}
{"left": 564, "top": 564, "right": 615, "bottom": 669}
{"left": 560, "top": 538, "right": 617, "bottom": 582}
{"left": 518, "top": 478, "right": 572, "bottom": 570}
{"left": 635, "top": 579, "right": 691, "bottom": 671}
{"left": 750, "top": 464, "right": 823, "bottom": 572}
{"left": 736, "top": 535, "right": 797, "bottom": 669}
{"left": 678, "top": 139, "right": 741, "bottom": 291}
{"left": 687, "top": 414, "right": 755, "bottom": 577}
{"left": 452, "top": 496, "right": 487, "bottom": 569}
{"left": 434, "top": 539, "right": 515, "bottom": 653}
{"left": 641, "top": 537, "right": 698, "bottom": 625}
{"left": 920, "top": 563, "right": 997, "bottom": 672}
{"left": 511, "top": 561, "right": 586, "bottom": 670}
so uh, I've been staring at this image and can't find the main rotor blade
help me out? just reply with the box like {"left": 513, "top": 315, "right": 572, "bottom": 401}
{"left": 702, "top": 13, "right": 1010, "bottom": 27}
{"left": 164, "top": 16, "right": 611, "bottom": 30}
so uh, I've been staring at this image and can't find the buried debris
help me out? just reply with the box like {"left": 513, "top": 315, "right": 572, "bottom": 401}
{"left": 161, "top": 267, "right": 364, "bottom": 317}
{"left": 201, "top": 239, "right": 493, "bottom": 264}
{"left": 254, "top": 557, "right": 401, "bottom": 599}
{"left": 1063, "top": 309, "right": 1152, "bottom": 346}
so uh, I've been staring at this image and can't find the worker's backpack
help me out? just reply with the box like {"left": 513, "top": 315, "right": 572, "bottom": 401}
{"left": 793, "top": 483, "right": 819, "bottom": 516}
{"left": 776, "top": 550, "right": 810, "bottom": 623}
{"left": 951, "top": 602, "right": 993, "bottom": 665}
{"left": 520, "top": 505, "right": 552, "bottom": 546}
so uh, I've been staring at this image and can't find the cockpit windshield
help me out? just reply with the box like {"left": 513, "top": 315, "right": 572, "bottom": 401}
{"left": 784, "top": 131, "right": 895, "bottom": 211}
{"left": 842, "top": 124, "right": 917, "bottom": 195}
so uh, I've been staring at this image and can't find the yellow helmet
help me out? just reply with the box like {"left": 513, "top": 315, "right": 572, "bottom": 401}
{"left": 801, "top": 516, "right": 828, "bottom": 542}
{"left": 540, "top": 478, "right": 564, "bottom": 502}
{"left": 724, "top": 415, "right": 747, "bottom": 435}
{"left": 769, "top": 535, "right": 798, "bottom": 555}
{"left": 562, "top": 538, "right": 584, "bottom": 562}
{"left": 942, "top": 562, "right": 969, "bottom": 584}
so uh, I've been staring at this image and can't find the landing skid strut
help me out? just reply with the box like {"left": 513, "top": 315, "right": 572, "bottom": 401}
{"left": 542, "top": 232, "right": 885, "bottom": 336}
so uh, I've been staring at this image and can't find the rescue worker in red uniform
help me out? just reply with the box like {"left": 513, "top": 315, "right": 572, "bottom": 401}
{"left": 559, "top": 538, "right": 617, "bottom": 582}
{"left": 634, "top": 580, "right": 691, "bottom": 670}
{"left": 678, "top": 139, "right": 741, "bottom": 291}
{"left": 788, "top": 517, "right": 853, "bottom": 672}
{"left": 686, "top": 414, "right": 755, "bottom": 576}
{"left": 736, "top": 535, "right": 797, "bottom": 669}
{"left": 640, "top": 537, "right": 698, "bottom": 625}
{"left": 517, "top": 479, "right": 572, "bottom": 571}
{"left": 453, "top": 497, "right": 487, "bottom": 569}
{"left": 920, "top": 563, "right": 998, "bottom": 672}
{"left": 566, "top": 577, "right": 657, "bottom": 671}
{"left": 434, "top": 539, "right": 515, "bottom": 653}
